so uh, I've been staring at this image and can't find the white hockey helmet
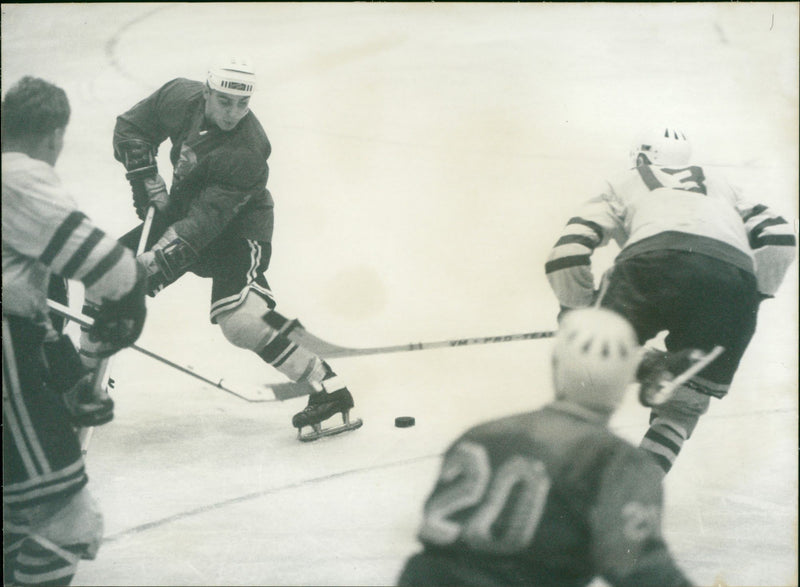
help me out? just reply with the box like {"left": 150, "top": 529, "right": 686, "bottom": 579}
{"left": 207, "top": 56, "right": 256, "bottom": 97}
{"left": 629, "top": 126, "right": 691, "bottom": 167}
{"left": 552, "top": 308, "right": 640, "bottom": 415}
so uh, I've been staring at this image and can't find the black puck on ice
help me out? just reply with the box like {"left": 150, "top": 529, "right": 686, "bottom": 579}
{"left": 395, "top": 416, "right": 415, "bottom": 428}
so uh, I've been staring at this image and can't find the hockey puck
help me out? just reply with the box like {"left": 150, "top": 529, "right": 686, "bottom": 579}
{"left": 395, "top": 416, "right": 415, "bottom": 428}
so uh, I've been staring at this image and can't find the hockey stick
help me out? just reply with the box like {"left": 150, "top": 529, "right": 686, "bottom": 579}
{"left": 659, "top": 345, "right": 725, "bottom": 396}
{"left": 79, "top": 208, "right": 156, "bottom": 452}
{"left": 641, "top": 345, "right": 726, "bottom": 407}
{"left": 48, "top": 299, "right": 308, "bottom": 403}
{"left": 282, "top": 320, "right": 556, "bottom": 358}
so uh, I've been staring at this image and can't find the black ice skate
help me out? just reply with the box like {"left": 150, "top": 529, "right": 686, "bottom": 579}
{"left": 292, "top": 388, "right": 362, "bottom": 442}
{"left": 637, "top": 346, "right": 725, "bottom": 407}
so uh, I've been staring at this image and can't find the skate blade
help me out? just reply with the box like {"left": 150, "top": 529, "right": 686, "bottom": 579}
{"left": 297, "top": 415, "right": 363, "bottom": 442}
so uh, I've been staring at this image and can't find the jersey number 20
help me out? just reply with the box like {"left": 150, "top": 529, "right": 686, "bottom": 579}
{"left": 418, "top": 441, "right": 551, "bottom": 554}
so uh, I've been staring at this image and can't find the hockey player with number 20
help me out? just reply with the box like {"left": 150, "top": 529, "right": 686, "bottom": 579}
{"left": 77, "top": 57, "right": 361, "bottom": 441}
{"left": 398, "top": 308, "right": 692, "bottom": 587}
{"left": 545, "top": 127, "right": 796, "bottom": 474}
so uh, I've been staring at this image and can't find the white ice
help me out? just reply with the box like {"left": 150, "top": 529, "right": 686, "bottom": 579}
{"left": 2, "top": 3, "right": 797, "bottom": 586}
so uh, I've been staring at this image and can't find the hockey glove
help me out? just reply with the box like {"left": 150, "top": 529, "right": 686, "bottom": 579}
{"left": 88, "top": 265, "right": 147, "bottom": 357}
{"left": 43, "top": 331, "right": 89, "bottom": 393}
{"left": 118, "top": 139, "right": 171, "bottom": 219}
{"left": 62, "top": 373, "right": 115, "bottom": 427}
{"left": 43, "top": 332, "right": 114, "bottom": 426}
{"left": 137, "top": 228, "right": 199, "bottom": 296}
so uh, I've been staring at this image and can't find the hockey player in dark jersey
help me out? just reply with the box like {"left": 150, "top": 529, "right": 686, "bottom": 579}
{"left": 77, "top": 57, "right": 360, "bottom": 440}
{"left": 398, "top": 308, "right": 692, "bottom": 587}
{"left": 545, "top": 127, "right": 797, "bottom": 474}
{"left": 2, "top": 76, "right": 147, "bottom": 586}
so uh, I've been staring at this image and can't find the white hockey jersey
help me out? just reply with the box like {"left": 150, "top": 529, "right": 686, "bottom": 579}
{"left": 2, "top": 152, "right": 139, "bottom": 325}
{"left": 546, "top": 163, "right": 796, "bottom": 309}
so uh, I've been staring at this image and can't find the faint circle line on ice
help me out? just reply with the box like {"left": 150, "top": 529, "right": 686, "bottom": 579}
{"left": 105, "top": 4, "right": 176, "bottom": 89}
{"left": 102, "top": 453, "right": 441, "bottom": 543}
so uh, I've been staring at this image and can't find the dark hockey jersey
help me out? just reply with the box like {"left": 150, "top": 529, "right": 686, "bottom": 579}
{"left": 399, "top": 401, "right": 691, "bottom": 587}
{"left": 2, "top": 152, "right": 139, "bottom": 326}
{"left": 113, "top": 78, "right": 273, "bottom": 251}
{"left": 545, "top": 163, "right": 796, "bottom": 308}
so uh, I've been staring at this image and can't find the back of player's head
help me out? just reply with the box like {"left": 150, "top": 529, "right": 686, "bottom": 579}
{"left": 629, "top": 126, "right": 691, "bottom": 167}
{"left": 206, "top": 56, "right": 256, "bottom": 97}
{"left": 1, "top": 76, "right": 70, "bottom": 141}
{"left": 552, "top": 308, "right": 640, "bottom": 415}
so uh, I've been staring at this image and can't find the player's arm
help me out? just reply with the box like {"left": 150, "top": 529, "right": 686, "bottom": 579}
{"left": 734, "top": 195, "right": 797, "bottom": 298}
{"left": 4, "top": 164, "right": 146, "bottom": 353}
{"left": 137, "top": 148, "right": 267, "bottom": 295}
{"left": 545, "top": 190, "right": 624, "bottom": 312}
{"left": 590, "top": 449, "right": 692, "bottom": 587}
{"left": 113, "top": 79, "right": 196, "bottom": 219}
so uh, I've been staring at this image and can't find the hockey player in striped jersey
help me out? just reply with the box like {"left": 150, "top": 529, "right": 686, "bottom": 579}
{"left": 545, "top": 127, "right": 797, "bottom": 474}
{"left": 398, "top": 308, "right": 692, "bottom": 587}
{"left": 2, "top": 76, "right": 147, "bottom": 586}
{"left": 78, "top": 57, "right": 360, "bottom": 441}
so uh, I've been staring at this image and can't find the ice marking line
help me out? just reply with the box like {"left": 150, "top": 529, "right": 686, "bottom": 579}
{"left": 102, "top": 453, "right": 440, "bottom": 543}
{"left": 105, "top": 5, "right": 175, "bottom": 89}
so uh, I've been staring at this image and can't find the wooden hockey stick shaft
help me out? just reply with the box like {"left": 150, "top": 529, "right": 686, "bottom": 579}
{"left": 137, "top": 205, "right": 156, "bottom": 256}
{"left": 80, "top": 208, "right": 156, "bottom": 453}
{"left": 48, "top": 299, "right": 279, "bottom": 403}
{"left": 657, "top": 345, "right": 725, "bottom": 398}
{"left": 284, "top": 321, "right": 556, "bottom": 359}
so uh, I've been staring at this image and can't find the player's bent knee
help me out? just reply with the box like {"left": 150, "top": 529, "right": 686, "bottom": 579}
{"left": 217, "top": 292, "right": 277, "bottom": 350}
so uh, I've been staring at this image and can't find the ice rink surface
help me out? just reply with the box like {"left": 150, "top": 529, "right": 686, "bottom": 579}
{"left": 2, "top": 3, "right": 798, "bottom": 586}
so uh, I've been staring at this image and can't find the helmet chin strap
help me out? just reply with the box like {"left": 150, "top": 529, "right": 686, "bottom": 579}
{"left": 636, "top": 153, "right": 652, "bottom": 167}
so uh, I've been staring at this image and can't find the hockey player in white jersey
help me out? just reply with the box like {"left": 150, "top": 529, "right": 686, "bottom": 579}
{"left": 2, "top": 76, "right": 147, "bottom": 585}
{"left": 545, "top": 127, "right": 796, "bottom": 474}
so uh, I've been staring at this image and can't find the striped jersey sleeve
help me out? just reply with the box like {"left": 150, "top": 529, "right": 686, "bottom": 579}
{"left": 735, "top": 198, "right": 797, "bottom": 296}
{"left": 2, "top": 154, "right": 138, "bottom": 314}
{"left": 545, "top": 193, "right": 625, "bottom": 309}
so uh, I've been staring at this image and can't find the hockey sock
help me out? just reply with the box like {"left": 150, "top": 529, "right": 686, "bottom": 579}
{"left": 11, "top": 537, "right": 80, "bottom": 586}
{"left": 639, "top": 416, "right": 688, "bottom": 474}
{"left": 257, "top": 334, "right": 329, "bottom": 385}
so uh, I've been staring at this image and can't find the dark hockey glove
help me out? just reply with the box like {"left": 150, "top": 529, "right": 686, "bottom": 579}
{"left": 43, "top": 332, "right": 89, "bottom": 393}
{"left": 42, "top": 332, "right": 114, "bottom": 426}
{"left": 88, "top": 265, "right": 147, "bottom": 357}
{"left": 118, "top": 139, "right": 171, "bottom": 219}
{"left": 137, "top": 230, "right": 199, "bottom": 296}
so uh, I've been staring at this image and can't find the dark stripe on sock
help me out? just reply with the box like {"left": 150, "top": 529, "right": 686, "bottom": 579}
{"left": 258, "top": 336, "right": 292, "bottom": 363}
{"left": 647, "top": 451, "right": 672, "bottom": 473}
{"left": 644, "top": 429, "right": 681, "bottom": 454}
{"left": 263, "top": 311, "right": 288, "bottom": 330}
{"left": 273, "top": 345, "right": 298, "bottom": 368}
